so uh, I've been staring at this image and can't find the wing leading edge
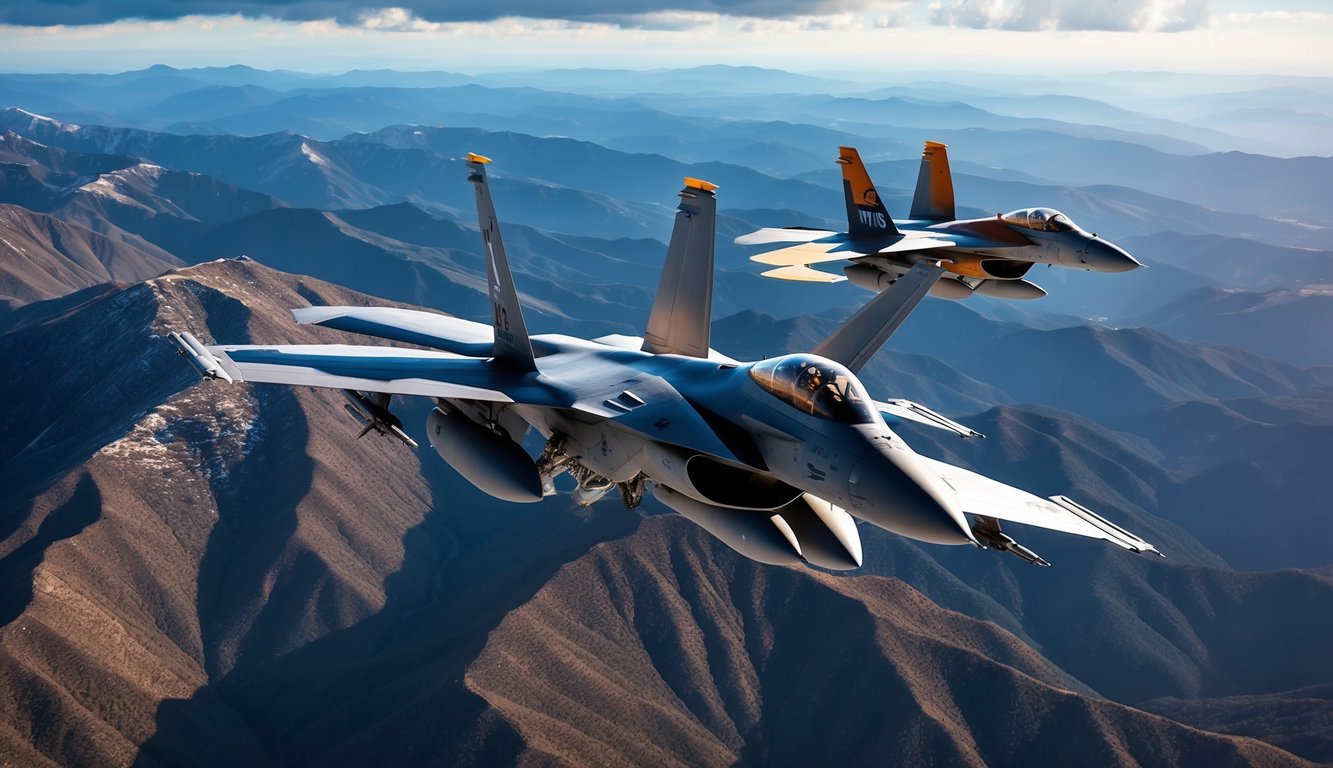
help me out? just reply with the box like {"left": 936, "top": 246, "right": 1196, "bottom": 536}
{"left": 918, "top": 454, "right": 1161, "bottom": 559}
{"left": 292, "top": 306, "right": 493, "bottom": 356}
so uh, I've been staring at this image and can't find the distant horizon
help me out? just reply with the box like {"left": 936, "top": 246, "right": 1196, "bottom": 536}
{"left": 2, "top": 61, "right": 1331, "bottom": 82}
{"left": 1, "top": 2, "right": 1330, "bottom": 78}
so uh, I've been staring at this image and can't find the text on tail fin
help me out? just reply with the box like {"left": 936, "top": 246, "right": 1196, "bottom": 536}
{"left": 838, "top": 146, "right": 899, "bottom": 238}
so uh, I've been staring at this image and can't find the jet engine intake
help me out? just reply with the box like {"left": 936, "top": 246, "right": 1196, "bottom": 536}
{"left": 427, "top": 406, "right": 543, "bottom": 503}
{"left": 639, "top": 442, "right": 802, "bottom": 511}
{"left": 944, "top": 255, "right": 1033, "bottom": 280}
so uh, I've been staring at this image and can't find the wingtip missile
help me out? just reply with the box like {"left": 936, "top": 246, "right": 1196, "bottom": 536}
{"left": 1049, "top": 495, "right": 1160, "bottom": 556}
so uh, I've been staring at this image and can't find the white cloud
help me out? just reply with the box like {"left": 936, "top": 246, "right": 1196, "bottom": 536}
{"left": 928, "top": 0, "right": 1212, "bottom": 32}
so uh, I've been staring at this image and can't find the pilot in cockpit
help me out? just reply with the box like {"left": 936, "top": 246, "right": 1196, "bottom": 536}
{"left": 748, "top": 355, "right": 878, "bottom": 424}
{"left": 797, "top": 363, "right": 847, "bottom": 417}
{"left": 799, "top": 364, "right": 824, "bottom": 393}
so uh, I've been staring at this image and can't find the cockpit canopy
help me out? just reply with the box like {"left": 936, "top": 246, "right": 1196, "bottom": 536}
{"left": 748, "top": 354, "right": 879, "bottom": 424}
{"left": 1000, "top": 207, "right": 1078, "bottom": 233}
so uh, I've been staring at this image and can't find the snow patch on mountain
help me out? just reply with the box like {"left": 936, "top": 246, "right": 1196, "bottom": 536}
{"left": 10, "top": 107, "right": 79, "bottom": 133}
{"left": 301, "top": 141, "right": 331, "bottom": 168}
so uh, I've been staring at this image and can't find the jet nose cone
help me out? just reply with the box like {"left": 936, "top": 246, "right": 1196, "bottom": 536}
{"left": 1091, "top": 238, "right": 1143, "bottom": 273}
{"left": 848, "top": 449, "right": 974, "bottom": 546}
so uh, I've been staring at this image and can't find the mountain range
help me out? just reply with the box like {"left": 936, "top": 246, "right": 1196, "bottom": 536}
{"left": 1, "top": 65, "right": 1330, "bottom": 766}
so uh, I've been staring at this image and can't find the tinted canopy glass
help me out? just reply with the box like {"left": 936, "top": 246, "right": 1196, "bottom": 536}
{"left": 748, "top": 355, "right": 879, "bottom": 424}
{"left": 1000, "top": 207, "right": 1078, "bottom": 233}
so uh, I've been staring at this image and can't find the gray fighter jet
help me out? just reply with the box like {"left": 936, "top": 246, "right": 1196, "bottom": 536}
{"left": 737, "top": 143, "right": 1142, "bottom": 300}
{"left": 170, "top": 153, "right": 1159, "bottom": 570}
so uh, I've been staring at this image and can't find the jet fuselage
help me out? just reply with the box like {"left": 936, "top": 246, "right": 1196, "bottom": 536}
{"left": 498, "top": 334, "right": 975, "bottom": 552}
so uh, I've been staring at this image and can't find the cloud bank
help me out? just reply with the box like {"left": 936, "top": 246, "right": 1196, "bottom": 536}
{"left": 927, "top": 0, "right": 1212, "bottom": 32}
{"left": 0, "top": 0, "right": 885, "bottom": 27}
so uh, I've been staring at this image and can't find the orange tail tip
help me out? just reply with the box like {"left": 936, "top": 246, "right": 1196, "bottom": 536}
{"left": 910, "top": 141, "right": 955, "bottom": 221}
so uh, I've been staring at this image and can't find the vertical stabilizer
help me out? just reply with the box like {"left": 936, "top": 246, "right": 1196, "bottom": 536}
{"left": 813, "top": 261, "right": 944, "bottom": 373}
{"left": 642, "top": 178, "right": 718, "bottom": 358}
{"left": 839, "top": 146, "right": 900, "bottom": 239}
{"left": 909, "top": 141, "right": 955, "bottom": 221}
{"left": 468, "top": 153, "right": 536, "bottom": 372}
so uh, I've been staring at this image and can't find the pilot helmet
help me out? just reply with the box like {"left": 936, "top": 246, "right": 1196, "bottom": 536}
{"left": 798, "top": 365, "right": 824, "bottom": 391}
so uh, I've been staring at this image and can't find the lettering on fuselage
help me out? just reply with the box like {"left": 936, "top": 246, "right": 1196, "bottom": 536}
{"left": 806, "top": 463, "right": 826, "bottom": 482}
{"left": 858, "top": 209, "right": 888, "bottom": 229}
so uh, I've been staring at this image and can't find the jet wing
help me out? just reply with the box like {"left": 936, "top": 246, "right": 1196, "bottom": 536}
{"left": 174, "top": 332, "right": 566, "bottom": 404}
{"left": 813, "top": 261, "right": 945, "bottom": 374}
{"left": 916, "top": 454, "right": 1160, "bottom": 555}
{"left": 735, "top": 227, "right": 838, "bottom": 245}
{"left": 292, "top": 306, "right": 493, "bottom": 357}
{"left": 876, "top": 399, "right": 984, "bottom": 439}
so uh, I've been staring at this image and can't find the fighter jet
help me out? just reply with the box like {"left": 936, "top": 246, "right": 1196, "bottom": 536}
{"left": 170, "top": 153, "right": 1159, "bottom": 570}
{"left": 737, "top": 143, "right": 1142, "bottom": 300}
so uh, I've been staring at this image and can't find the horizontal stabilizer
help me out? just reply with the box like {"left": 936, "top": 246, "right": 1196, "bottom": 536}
{"left": 876, "top": 399, "right": 983, "bottom": 438}
{"left": 199, "top": 343, "right": 534, "bottom": 403}
{"left": 293, "top": 306, "right": 493, "bottom": 356}
{"left": 735, "top": 227, "right": 838, "bottom": 246}
{"left": 170, "top": 331, "right": 233, "bottom": 383}
{"left": 750, "top": 236, "right": 954, "bottom": 268}
{"left": 751, "top": 241, "right": 861, "bottom": 267}
{"left": 761, "top": 265, "right": 846, "bottom": 283}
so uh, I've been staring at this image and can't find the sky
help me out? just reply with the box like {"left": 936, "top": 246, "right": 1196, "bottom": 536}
{"left": 0, "top": 0, "right": 1330, "bottom": 76}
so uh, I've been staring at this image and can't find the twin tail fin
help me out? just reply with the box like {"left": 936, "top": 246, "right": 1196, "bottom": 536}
{"left": 468, "top": 153, "right": 537, "bottom": 372}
